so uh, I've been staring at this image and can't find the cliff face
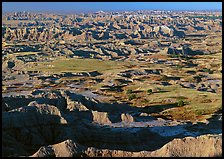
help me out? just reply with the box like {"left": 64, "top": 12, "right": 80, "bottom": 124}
{"left": 31, "top": 134, "right": 222, "bottom": 157}
{"left": 2, "top": 90, "right": 222, "bottom": 157}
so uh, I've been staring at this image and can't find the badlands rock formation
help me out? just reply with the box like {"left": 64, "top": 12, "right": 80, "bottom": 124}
{"left": 31, "top": 134, "right": 222, "bottom": 157}
{"left": 2, "top": 10, "right": 222, "bottom": 157}
{"left": 2, "top": 90, "right": 222, "bottom": 157}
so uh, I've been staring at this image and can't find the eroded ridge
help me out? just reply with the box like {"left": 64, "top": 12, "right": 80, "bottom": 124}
{"left": 2, "top": 90, "right": 222, "bottom": 157}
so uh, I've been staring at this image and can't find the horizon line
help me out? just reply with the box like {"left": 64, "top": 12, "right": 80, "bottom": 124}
{"left": 2, "top": 9, "right": 222, "bottom": 14}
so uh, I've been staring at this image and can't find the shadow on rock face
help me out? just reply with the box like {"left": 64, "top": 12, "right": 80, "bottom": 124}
{"left": 2, "top": 90, "right": 222, "bottom": 157}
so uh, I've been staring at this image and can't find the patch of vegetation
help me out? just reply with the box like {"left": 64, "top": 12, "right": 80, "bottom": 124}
{"left": 128, "top": 94, "right": 137, "bottom": 101}
{"left": 177, "top": 100, "right": 185, "bottom": 107}
{"left": 176, "top": 96, "right": 188, "bottom": 101}
{"left": 195, "top": 109, "right": 205, "bottom": 116}
{"left": 147, "top": 89, "right": 153, "bottom": 94}
{"left": 201, "top": 68, "right": 213, "bottom": 74}
{"left": 181, "top": 56, "right": 191, "bottom": 60}
{"left": 126, "top": 89, "right": 133, "bottom": 94}
{"left": 157, "top": 90, "right": 168, "bottom": 93}
{"left": 193, "top": 75, "right": 202, "bottom": 83}
{"left": 160, "top": 75, "right": 169, "bottom": 81}
{"left": 194, "top": 109, "right": 213, "bottom": 116}
{"left": 141, "top": 99, "right": 149, "bottom": 103}
{"left": 169, "top": 54, "right": 181, "bottom": 58}
{"left": 26, "top": 58, "right": 131, "bottom": 73}
{"left": 175, "top": 65, "right": 183, "bottom": 69}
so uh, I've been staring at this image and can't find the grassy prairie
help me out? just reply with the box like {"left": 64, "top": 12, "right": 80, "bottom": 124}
{"left": 12, "top": 52, "right": 41, "bottom": 55}
{"left": 144, "top": 86, "right": 221, "bottom": 121}
{"left": 26, "top": 58, "right": 132, "bottom": 73}
{"left": 106, "top": 83, "right": 222, "bottom": 121}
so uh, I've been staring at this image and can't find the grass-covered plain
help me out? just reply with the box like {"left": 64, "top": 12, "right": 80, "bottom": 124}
{"left": 26, "top": 58, "right": 133, "bottom": 73}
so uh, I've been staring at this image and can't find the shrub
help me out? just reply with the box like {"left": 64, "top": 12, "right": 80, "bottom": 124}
{"left": 170, "top": 54, "right": 181, "bottom": 58}
{"left": 201, "top": 68, "right": 213, "bottom": 74}
{"left": 161, "top": 75, "right": 168, "bottom": 81}
{"left": 147, "top": 89, "right": 153, "bottom": 94}
{"left": 193, "top": 76, "right": 202, "bottom": 83}
{"left": 176, "top": 65, "right": 183, "bottom": 69}
{"left": 128, "top": 94, "right": 136, "bottom": 101}
{"left": 142, "top": 99, "right": 149, "bottom": 103}
{"left": 195, "top": 110, "right": 205, "bottom": 116}
{"left": 177, "top": 100, "right": 185, "bottom": 107}
{"left": 126, "top": 89, "right": 133, "bottom": 94}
